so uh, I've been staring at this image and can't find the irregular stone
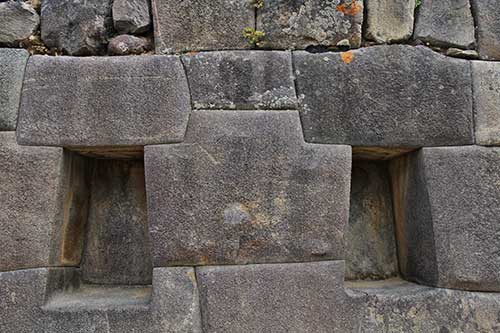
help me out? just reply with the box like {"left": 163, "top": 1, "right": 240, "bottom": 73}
{"left": 414, "top": 0, "right": 475, "bottom": 49}
{"left": 17, "top": 55, "right": 191, "bottom": 148}
{"left": 182, "top": 51, "right": 297, "bottom": 109}
{"left": 364, "top": 0, "right": 415, "bottom": 43}
{"left": 113, "top": 0, "right": 151, "bottom": 34}
{"left": 446, "top": 47, "right": 479, "bottom": 59}
{"left": 197, "top": 261, "right": 363, "bottom": 332}
{"left": 472, "top": 61, "right": 500, "bottom": 145}
{"left": 390, "top": 146, "right": 500, "bottom": 291}
{"left": 294, "top": 45, "right": 474, "bottom": 147}
{"left": 152, "top": 0, "right": 254, "bottom": 54}
{"left": 0, "top": 1, "right": 39, "bottom": 45}
{"left": 41, "top": 0, "right": 113, "bottom": 55}
{"left": 471, "top": 0, "right": 500, "bottom": 60}
{"left": 108, "top": 34, "right": 151, "bottom": 55}
{"left": 257, "top": 0, "right": 363, "bottom": 49}
{"left": 145, "top": 111, "right": 351, "bottom": 266}
{"left": 0, "top": 48, "right": 29, "bottom": 131}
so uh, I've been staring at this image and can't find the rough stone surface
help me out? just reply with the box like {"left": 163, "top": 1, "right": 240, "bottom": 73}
{"left": 472, "top": 61, "right": 500, "bottom": 146}
{"left": 197, "top": 261, "right": 363, "bottom": 332}
{"left": 0, "top": 48, "right": 29, "bottom": 131}
{"left": 145, "top": 111, "right": 351, "bottom": 266}
{"left": 414, "top": 0, "right": 475, "bottom": 49}
{"left": 182, "top": 51, "right": 297, "bottom": 110}
{"left": 471, "top": 0, "right": 500, "bottom": 60}
{"left": 113, "top": 0, "right": 151, "bottom": 34}
{"left": 41, "top": 0, "right": 113, "bottom": 55}
{"left": 108, "top": 34, "right": 151, "bottom": 55}
{"left": 152, "top": 0, "right": 254, "bottom": 54}
{"left": 0, "top": 1, "right": 39, "bottom": 45}
{"left": 17, "top": 55, "right": 191, "bottom": 148}
{"left": 390, "top": 146, "right": 500, "bottom": 291}
{"left": 294, "top": 45, "right": 474, "bottom": 147}
{"left": 257, "top": 0, "right": 363, "bottom": 49}
{"left": 364, "top": 0, "right": 415, "bottom": 43}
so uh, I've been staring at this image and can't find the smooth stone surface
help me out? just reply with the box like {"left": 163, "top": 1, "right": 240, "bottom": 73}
{"left": 471, "top": 0, "right": 500, "bottom": 60}
{"left": 472, "top": 61, "right": 500, "bottom": 145}
{"left": 182, "top": 51, "right": 297, "bottom": 109}
{"left": 257, "top": 0, "right": 363, "bottom": 49}
{"left": 113, "top": 0, "right": 151, "bottom": 34}
{"left": 152, "top": 0, "right": 254, "bottom": 54}
{"left": 390, "top": 146, "right": 500, "bottom": 291}
{"left": 0, "top": 48, "right": 29, "bottom": 131}
{"left": 0, "top": 1, "right": 39, "bottom": 45}
{"left": 294, "top": 45, "right": 474, "bottom": 147}
{"left": 108, "top": 34, "right": 151, "bottom": 55}
{"left": 364, "top": 0, "right": 415, "bottom": 43}
{"left": 17, "top": 55, "right": 191, "bottom": 148}
{"left": 145, "top": 111, "right": 351, "bottom": 266}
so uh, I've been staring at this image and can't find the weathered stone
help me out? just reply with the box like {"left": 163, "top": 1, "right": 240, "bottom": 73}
{"left": 390, "top": 146, "right": 500, "bottom": 291}
{"left": 446, "top": 47, "right": 479, "bottom": 59}
{"left": 346, "top": 161, "right": 398, "bottom": 280}
{"left": 182, "top": 51, "right": 297, "bottom": 109}
{"left": 197, "top": 261, "right": 363, "bottom": 332}
{"left": 17, "top": 55, "right": 191, "bottom": 148}
{"left": 294, "top": 45, "right": 474, "bottom": 147}
{"left": 471, "top": 0, "right": 500, "bottom": 60}
{"left": 472, "top": 61, "right": 500, "bottom": 145}
{"left": 113, "top": 0, "right": 151, "bottom": 34}
{"left": 152, "top": 0, "right": 254, "bottom": 54}
{"left": 414, "top": 0, "right": 475, "bottom": 49}
{"left": 108, "top": 34, "right": 151, "bottom": 55}
{"left": 0, "top": 48, "right": 29, "bottom": 131}
{"left": 41, "top": 0, "right": 113, "bottom": 55}
{"left": 145, "top": 111, "right": 351, "bottom": 266}
{"left": 257, "top": 0, "right": 363, "bottom": 49}
{"left": 364, "top": 0, "right": 415, "bottom": 43}
{"left": 0, "top": 1, "right": 39, "bottom": 45}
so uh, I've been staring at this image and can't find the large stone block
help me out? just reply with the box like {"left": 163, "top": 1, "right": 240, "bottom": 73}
{"left": 182, "top": 51, "right": 297, "bottom": 110}
{"left": 364, "top": 0, "right": 415, "bottom": 43}
{"left": 294, "top": 45, "right": 474, "bottom": 147}
{"left": 472, "top": 61, "right": 500, "bottom": 146}
{"left": 17, "top": 55, "right": 191, "bottom": 148}
{"left": 145, "top": 110, "right": 351, "bottom": 266}
{"left": 0, "top": 48, "right": 29, "bottom": 131}
{"left": 471, "top": 0, "right": 500, "bottom": 60}
{"left": 152, "top": 0, "right": 254, "bottom": 54}
{"left": 197, "top": 261, "right": 362, "bottom": 332}
{"left": 390, "top": 146, "right": 500, "bottom": 291}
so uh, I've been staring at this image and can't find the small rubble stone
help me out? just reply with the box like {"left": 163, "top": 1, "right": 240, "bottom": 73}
{"left": 471, "top": 0, "right": 500, "bottom": 60}
{"left": 0, "top": 1, "right": 39, "bottom": 45}
{"left": 112, "top": 0, "right": 151, "bottom": 34}
{"left": 446, "top": 47, "right": 479, "bottom": 59}
{"left": 414, "top": 0, "right": 475, "bottom": 49}
{"left": 108, "top": 34, "right": 151, "bottom": 55}
{"left": 364, "top": 0, "right": 415, "bottom": 43}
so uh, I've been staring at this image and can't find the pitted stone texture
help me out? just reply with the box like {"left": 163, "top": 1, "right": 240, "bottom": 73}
{"left": 153, "top": 0, "right": 253, "bottom": 54}
{"left": 41, "top": 0, "right": 113, "bottom": 55}
{"left": 0, "top": 48, "right": 29, "bottom": 131}
{"left": 17, "top": 55, "right": 190, "bottom": 148}
{"left": 0, "top": 1, "right": 39, "bottom": 45}
{"left": 257, "top": 0, "right": 363, "bottom": 50}
{"left": 364, "top": 0, "right": 415, "bottom": 43}
{"left": 472, "top": 61, "right": 500, "bottom": 146}
{"left": 471, "top": 0, "right": 500, "bottom": 60}
{"left": 391, "top": 146, "right": 500, "bottom": 291}
{"left": 294, "top": 45, "right": 474, "bottom": 147}
{"left": 113, "top": 0, "right": 151, "bottom": 34}
{"left": 414, "top": 0, "right": 475, "bottom": 49}
{"left": 145, "top": 111, "right": 351, "bottom": 266}
{"left": 197, "top": 261, "right": 363, "bottom": 332}
{"left": 182, "top": 51, "right": 297, "bottom": 110}
{"left": 108, "top": 34, "right": 151, "bottom": 55}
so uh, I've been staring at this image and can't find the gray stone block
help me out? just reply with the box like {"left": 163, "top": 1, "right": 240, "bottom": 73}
{"left": 197, "top": 261, "right": 363, "bottom": 332}
{"left": 471, "top": 0, "right": 500, "bottom": 60}
{"left": 17, "top": 55, "right": 191, "bottom": 148}
{"left": 113, "top": 0, "right": 151, "bottom": 34}
{"left": 472, "top": 61, "right": 500, "bottom": 146}
{"left": 257, "top": 0, "right": 363, "bottom": 50}
{"left": 152, "top": 0, "right": 254, "bottom": 54}
{"left": 364, "top": 0, "right": 415, "bottom": 43}
{"left": 0, "top": 1, "right": 39, "bottom": 46}
{"left": 108, "top": 34, "right": 152, "bottom": 55}
{"left": 145, "top": 110, "right": 351, "bottom": 266}
{"left": 0, "top": 48, "right": 29, "bottom": 131}
{"left": 182, "top": 51, "right": 297, "bottom": 110}
{"left": 294, "top": 45, "right": 474, "bottom": 147}
{"left": 414, "top": 0, "right": 475, "bottom": 49}
{"left": 390, "top": 146, "right": 500, "bottom": 291}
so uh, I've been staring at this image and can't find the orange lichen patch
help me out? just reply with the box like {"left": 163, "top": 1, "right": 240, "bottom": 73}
{"left": 336, "top": 1, "right": 363, "bottom": 16}
{"left": 185, "top": 51, "right": 199, "bottom": 56}
{"left": 341, "top": 51, "right": 354, "bottom": 64}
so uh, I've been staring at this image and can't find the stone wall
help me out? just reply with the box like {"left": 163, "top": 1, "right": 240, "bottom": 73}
{"left": 0, "top": 0, "right": 499, "bottom": 332}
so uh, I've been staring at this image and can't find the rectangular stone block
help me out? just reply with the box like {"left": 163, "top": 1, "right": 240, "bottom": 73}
{"left": 294, "top": 45, "right": 474, "bottom": 147}
{"left": 364, "top": 0, "right": 415, "bottom": 43}
{"left": 197, "top": 261, "right": 362, "bottom": 332}
{"left": 17, "top": 55, "right": 191, "bottom": 148}
{"left": 471, "top": 0, "right": 500, "bottom": 60}
{"left": 390, "top": 146, "right": 500, "bottom": 291}
{"left": 182, "top": 51, "right": 297, "bottom": 110}
{"left": 145, "top": 110, "right": 351, "bottom": 266}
